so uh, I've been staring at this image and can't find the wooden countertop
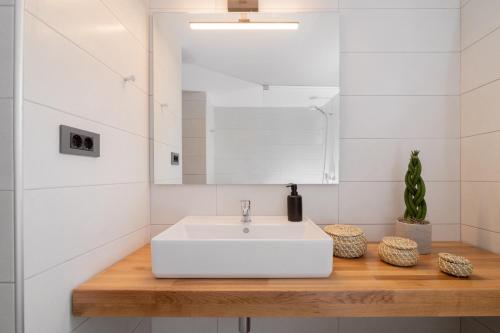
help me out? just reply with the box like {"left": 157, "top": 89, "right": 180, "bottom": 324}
{"left": 72, "top": 242, "right": 500, "bottom": 318}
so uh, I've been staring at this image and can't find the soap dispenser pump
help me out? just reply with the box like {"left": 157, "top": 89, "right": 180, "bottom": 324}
{"left": 286, "top": 183, "right": 302, "bottom": 222}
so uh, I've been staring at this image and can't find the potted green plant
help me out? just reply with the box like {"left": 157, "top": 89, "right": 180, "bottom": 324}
{"left": 395, "top": 150, "right": 432, "bottom": 254}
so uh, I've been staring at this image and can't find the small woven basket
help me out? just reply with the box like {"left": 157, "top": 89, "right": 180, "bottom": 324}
{"left": 378, "top": 236, "right": 419, "bottom": 267}
{"left": 324, "top": 225, "right": 367, "bottom": 258}
{"left": 438, "top": 253, "right": 473, "bottom": 277}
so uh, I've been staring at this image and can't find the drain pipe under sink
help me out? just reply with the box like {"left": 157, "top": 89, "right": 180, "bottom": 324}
{"left": 239, "top": 317, "right": 251, "bottom": 333}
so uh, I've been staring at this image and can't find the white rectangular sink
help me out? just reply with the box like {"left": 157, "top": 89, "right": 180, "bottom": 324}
{"left": 151, "top": 216, "right": 333, "bottom": 278}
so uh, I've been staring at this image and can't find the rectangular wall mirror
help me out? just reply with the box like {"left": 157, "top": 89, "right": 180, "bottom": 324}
{"left": 151, "top": 12, "right": 339, "bottom": 185}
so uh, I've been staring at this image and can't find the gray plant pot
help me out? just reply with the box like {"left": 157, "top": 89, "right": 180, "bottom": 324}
{"left": 395, "top": 219, "right": 432, "bottom": 255}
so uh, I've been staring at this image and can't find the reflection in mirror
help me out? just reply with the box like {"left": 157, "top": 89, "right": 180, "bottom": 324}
{"left": 152, "top": 12, "right": 339, "bottom": 185}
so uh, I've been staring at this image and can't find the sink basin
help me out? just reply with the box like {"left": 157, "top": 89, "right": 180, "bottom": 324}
{"left": 151, "top": 216, "right": 333, "bottom": 278}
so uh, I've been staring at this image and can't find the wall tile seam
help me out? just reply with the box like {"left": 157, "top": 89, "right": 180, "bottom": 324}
{"left": 340, "top": 94, "right": 460, "bottom": 97}
{"left": 472, "top": 317, "right": 499, "bottom": 333}
{"left": 461, "top": 180, "right": 500, "bottom": 184}
{"left": 461, "top": 180, "right": 500, "bottom": 183}
{"left": 151, "top": 222, "right": 460, "bottom": 226}
{"left": 461, "top": 129, "right": 500, "bottom": 139}
{"left": 99, "top": 0, "right": 149, "bottom": 51}
{"left": 342, "top": 180, "right": 459, "bottom": 183}
{"left": 339, "top": 7, "right": 460, "bottom": 10}
{"left": 341, "top": 51, "right": 461, "bottom": 54}
{"left": 340, "top": 137, "right": 461, "bottom": 140}
{"left": 69, "top": 317, "right": 147, "bottom": 333}
{"left": 130, "top": 318, "right": 147, "bottom": 333}
{"left": 24, "top": 99, "right": 150, "bottom": 140}
{"left": 24, "top": 181, "right": 149, "bottom": 192}
{"left": 70, "top": 317, "right": 91, "bottom": 333}
{"left": 461, "top": 78, "right": 500, "bottom": 96}
{"left": 24, "top": 10, "right": 149, "bottom": 95}
{"left": 24, "top": 225, "right": 150, "bottom": 281}
{"left": 462, "top": 224, "right": 500, "bottom": 235}
{"left": 461, "top": 24, "right": 500, "bottom": 52}
{"left": 149, "top": 7, "right": 340, "bottom": 12}
{"left": 150, "top": 7, "right": 461, "bottom": 11}
{"left": 341, "top": 179, "right": 460, "bottom": 182}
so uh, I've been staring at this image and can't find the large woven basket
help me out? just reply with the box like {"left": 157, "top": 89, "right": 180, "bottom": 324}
{"left": 438, "top": 253, "right": 473, "bottom": 277}
{"left": 324, "top": 225, "right": 367, "bottom": 258}
{"left": 378, "top": 236, "right": 419, "bottom": 267}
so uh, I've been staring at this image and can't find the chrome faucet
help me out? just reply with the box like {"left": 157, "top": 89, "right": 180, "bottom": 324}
{"left": 241, "top": 200, "right": 251, "bottom": 223}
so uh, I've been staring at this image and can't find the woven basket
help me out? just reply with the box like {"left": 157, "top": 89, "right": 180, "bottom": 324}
{"left": 324, "top": 225, "right": 367, "bottom": 258}
{"left": 378, "top": 236, "right": 419, "bottom": 267}
{"left": 438, "top": 253, "right": 473, "bottom": 277}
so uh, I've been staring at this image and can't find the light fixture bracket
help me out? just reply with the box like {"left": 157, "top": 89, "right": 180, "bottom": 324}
{"left": 228, "top": 0, "right": 258, "bottom": 12}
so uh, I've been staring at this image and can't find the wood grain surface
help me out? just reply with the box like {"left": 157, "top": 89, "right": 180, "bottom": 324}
{"left": 72, "top": 242, "right": 500, "bottom": 317}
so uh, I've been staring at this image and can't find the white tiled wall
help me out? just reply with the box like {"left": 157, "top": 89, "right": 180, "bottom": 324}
{"left": 150, "top": 0, "right": 461, "bottom": 332}
{"left": 0, "top": 1, "right": 15, "bottom": 332}
{"left": 212, "top": 107, "right": 327, "bottom": 184}
{"left": 460, "top": 0, "right": 500, "bottom": 331}
{"left": 22, "top": 1, "right": 150, "bottom": 333}
{"left": 460, "top": 0, "right": 500, "bottom": 255}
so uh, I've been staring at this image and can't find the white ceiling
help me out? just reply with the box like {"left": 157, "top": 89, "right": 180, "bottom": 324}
{"left": 156, "top": 12, "right": 339, "bottom": 87}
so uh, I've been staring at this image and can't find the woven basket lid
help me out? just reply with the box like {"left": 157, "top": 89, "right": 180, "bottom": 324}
{"left": 438, "top": 253, "right": 471, "bottom": 265}
{"left": 381, "top": 236, "right": 417, "bottom": 250}
{"left": 324, "top": 225, "right": 364, "bottom": 238}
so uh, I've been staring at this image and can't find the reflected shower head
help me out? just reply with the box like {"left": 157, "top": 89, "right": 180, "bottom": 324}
{"left": 310, "top": 106, "right": 333, "bottom": 116}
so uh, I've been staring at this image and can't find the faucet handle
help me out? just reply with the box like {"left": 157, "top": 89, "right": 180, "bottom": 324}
{"left": 241, "top": 200, "right": 251, "bottom": 210}
{"left": 240, "top": 200, "right": 251, "bottom": 223}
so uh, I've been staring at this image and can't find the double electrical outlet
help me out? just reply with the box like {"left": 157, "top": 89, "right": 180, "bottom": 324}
{"left": 60, "top": 125, "right": 100, "bottom": 157}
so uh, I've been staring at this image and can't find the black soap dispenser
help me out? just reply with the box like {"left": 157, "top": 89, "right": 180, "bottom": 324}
{"left": 286, "top": 183, "right": 302, "bottom": 222}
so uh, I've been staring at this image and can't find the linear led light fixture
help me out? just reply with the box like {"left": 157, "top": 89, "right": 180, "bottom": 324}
{"left": 190, "top": 0, "right": 299, "bottom": 31}
{"left": 190, "top": 20, "right": 299, "bottom": 30}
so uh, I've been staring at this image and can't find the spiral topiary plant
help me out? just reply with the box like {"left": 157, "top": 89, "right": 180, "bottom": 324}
{"left": 403, "top": 150, "right": 428, "bottom": 224}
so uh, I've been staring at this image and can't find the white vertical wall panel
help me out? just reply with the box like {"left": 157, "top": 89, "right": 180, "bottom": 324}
{"left": 23, "top": 102, "right": 149, "bottom": 189}
{"left": 24, "top": 229, "right": 149, "bottom": 333}
{"left": 461, "top": 0, "right": 500, "bottom": 284}
{"left": 340, "top": 0, "right": 459, "bottom": 8}
{"left": 341, "top": 96, "right": 459, "bottom": 139}
{"left": 22, "top": 1, "right": 151, "bottom": 333}
{"left": 341, "top": 9, "right": 459, "bottom": 52}
{"left": 0, "top": 284, "right": 15, "bottom": 333}
{"left": 461, "top": 79, "right": 500, "bottom": 137}
{"left": 0, "top": 191, "right": 14, "bottom": 283}
{"left": 461, "top": 131, "right": 500, "bottom": 182}
{"left": 24, "top": 183, "right": 149, "bottom": 278}
{"left": 341, "top": 53, "right": 460, "bottom": 96}
{"left": 0, "top": 99, "right": 13, "bottom": 190}
{"left": 0, "top": 7, "right": 14, "bottom": 98}
{"left": 461, "top": 0, "right": 500, "bottom": 49}
{"left": 461, "top": 28, "right": 500, "bottom": 93}
{"left": 24, "top": 13, "right": 148, "bottom": 138}
{"left": 340, "top": 139, "right": 460, "bottom": 181}
{"left": 25, "top": 0, "right": 149, "bottom": 91}
{"left": 462, "top": 182, "right": 500, "bottom": 233}
{"left": 101, "top": 0, "right": 149, "bottom": 47}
